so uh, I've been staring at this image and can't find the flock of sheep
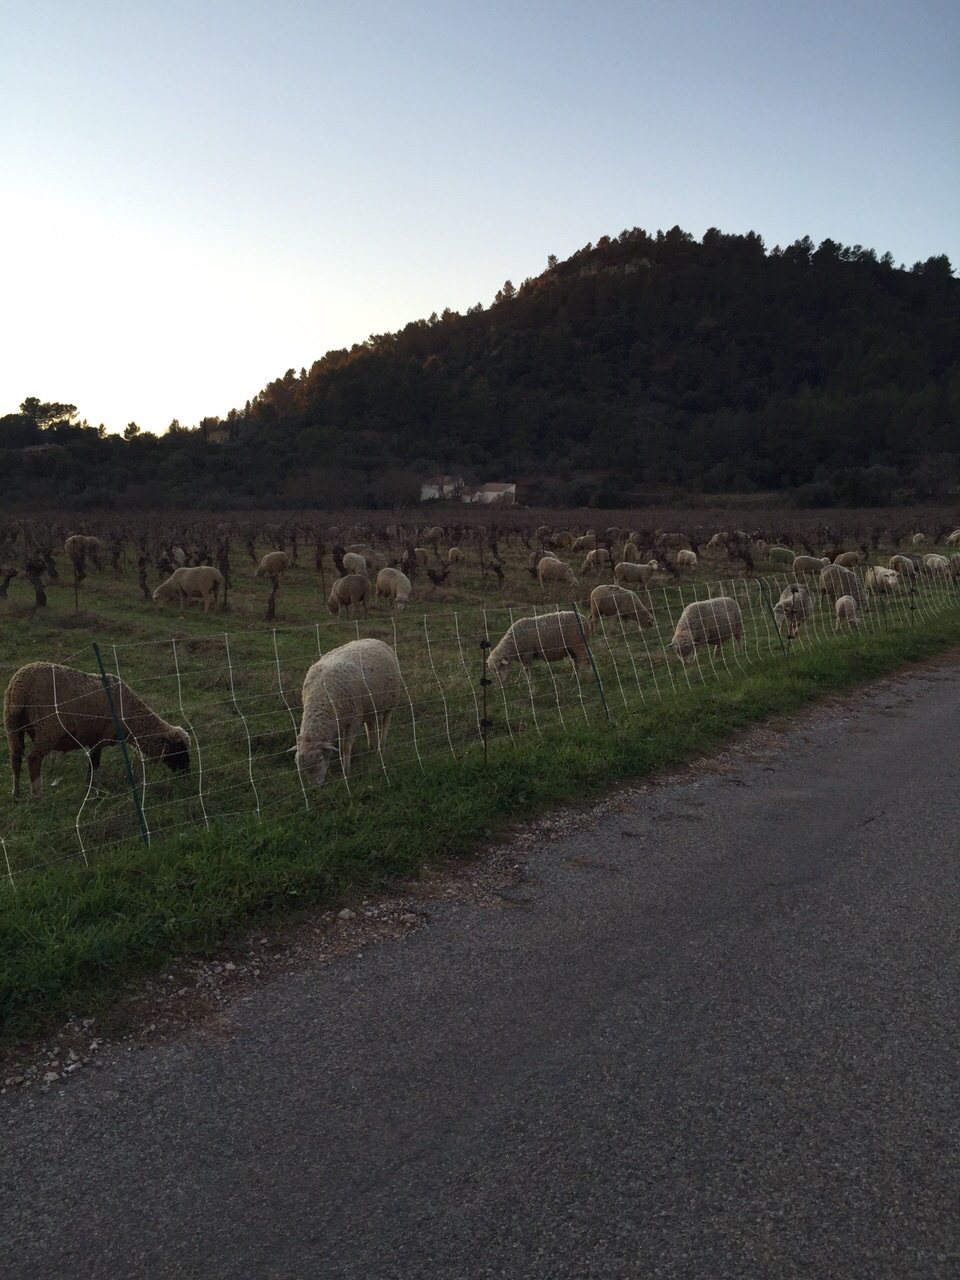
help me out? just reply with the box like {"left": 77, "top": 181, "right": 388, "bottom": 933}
{"left": 4, "top": 520, "right": 959, "bottom": 803}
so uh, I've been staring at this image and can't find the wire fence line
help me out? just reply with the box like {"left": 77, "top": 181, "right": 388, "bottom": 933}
{"left": 1, "top": 568, "right": 957, "bottom": 885}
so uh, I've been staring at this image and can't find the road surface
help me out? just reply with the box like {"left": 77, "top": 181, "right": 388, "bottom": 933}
{"left": 4, "top": 658, "right": 960, "bottom": 1279}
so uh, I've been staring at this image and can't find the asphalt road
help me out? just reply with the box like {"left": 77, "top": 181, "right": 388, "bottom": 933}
{"left": 4, "top": 659, "right": 960, "bottom": 1280}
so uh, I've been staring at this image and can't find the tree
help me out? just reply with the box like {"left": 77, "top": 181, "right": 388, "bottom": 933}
{"left": 124, "top": 422, "right": 141, "bottom": 439}
{"left": 19, "top": 397, "right": 77, "bottom": 431}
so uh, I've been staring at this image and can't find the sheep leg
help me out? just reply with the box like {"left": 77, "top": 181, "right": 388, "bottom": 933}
{"left": 339, "top": 719, "right": 362, "bottom": 779}
{"left": 8, "top": 730, "right": 23, "bottom": 798}
{"left": 26, "top": 746, "right": 45, "bottom": 798}
{"left": 86, "top": 744, "right": 104, "bottom": 790}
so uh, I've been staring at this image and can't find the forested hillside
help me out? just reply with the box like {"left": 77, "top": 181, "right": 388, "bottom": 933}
{"left": 2, "top": 226, "right": 957, "bottom": 510}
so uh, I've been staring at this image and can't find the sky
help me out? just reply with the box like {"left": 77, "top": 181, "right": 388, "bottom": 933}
{"left": 2, "top": 0, "right": 958, "bottom": 436}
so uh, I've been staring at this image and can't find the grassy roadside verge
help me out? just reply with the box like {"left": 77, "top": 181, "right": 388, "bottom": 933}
{"left": 3, "top": 611, "right": 960, "bottom": 1043}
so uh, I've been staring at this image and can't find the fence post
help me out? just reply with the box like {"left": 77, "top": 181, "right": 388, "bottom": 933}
{"left": 92, "top": 643, "right": 150, "bottom": 846}
{"left": 571, "top": 601, "right": 610, "bottom": 721}
{"left": 479, "top": 638, "right": 492, "bottom": 764}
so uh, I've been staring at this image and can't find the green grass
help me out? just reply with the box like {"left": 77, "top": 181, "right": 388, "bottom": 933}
{"left": 3, "top": 594, "right": 960, "bottom": 1044}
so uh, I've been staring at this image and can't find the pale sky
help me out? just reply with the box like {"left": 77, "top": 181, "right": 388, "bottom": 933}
{"left": 2, "top": 0, "right": 957, "bottom": 436}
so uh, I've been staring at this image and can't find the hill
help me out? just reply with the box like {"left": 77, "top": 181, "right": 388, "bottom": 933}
{"left": 2, "top": 226, "right": 958, "bottom": 509}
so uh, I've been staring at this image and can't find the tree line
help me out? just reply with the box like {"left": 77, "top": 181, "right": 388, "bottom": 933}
{"left": 2, "top": 226, "right": 957, "bottom": 510}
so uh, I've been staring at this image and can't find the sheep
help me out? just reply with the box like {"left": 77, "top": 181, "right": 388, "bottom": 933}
{"left": 656, "top": 532, "right": 691, "bottom": 550}
{"left": 580, "top": 547, "right": 612, "bottom": 574}
{"left": 447, "top": 546, "right": 464, "bottom": 565}
{"left": 669, "top": 597, "right": 744, "bottom": 665}
{"left": 946, "top": 529, "right": 960, "bottom": 547}
{"left": 153, "top": 566, "right": 223, "bottom": 614}
{"left": 487, "top": 611, "right": 593, "bottom": 683}
{"left": 766, "top": 546, "right": 795, "bottom": 567}
{"left": 772, "top": 584, "right": 815, "bottom": 639}
{"left": 327, "top": 573, "right": 369, "bottom": 619}
{"left": 819, "top": 563, "right": 867, "bottom": 608}
{"left": 535, "top": 524, "right": 552, "bottom": 541}
{"left": 342, "top": 551, "right": 367, "bottom": 575}
{"left": 950, "top": 556, "right": 960, "bottom": 579}
{"left": 171, "top": 544, "right": 187, "bottom": 568}
{"left": 614, "top": 560, "right": 659, "bottom": 587}
{"left": 889, "top": 554, "right": 921, "bottom": 578}
{"left": 676, "top": 549, "right": 698, "bottom": 571}
{"left": 375, "top": 567, "right": 412, "bottom": 611}
{"left": 589, "top": 584, "right": 654, "bottom": 631}
{"left": 424, "top": 525, "right": 445, "bottom": 543}
{"left": 833, "top": 550, "right": 861, "bottom": 568}
{"left": 572, "top": 534, "right": 597, "bottom": 552}
{"left": 255, "top": 550, "right": 290, "bottom": 580}
{"left": 537, "top": 557, "right": 578, "bottom": 591}
{"left": 621, "top": 540, "right": 642, "bottom": 563}
{"left": 911, "top": 532, "right": 927, "bottom": 546}
{"left": 64, "top": 534, "right": 103, "bottom": 570}
{"left": 923, "top": 553, "right": 950, "bottom": 576}
{"left": 295, "top": 639, "right": 403, "bottom": 786}
{"left": 835, "top": 595, "right": 859, "bottom": 631}
{"left": 865, "top": 566, "right": 900, "bottom": 594}
{"left": 550, "top": 531, "right": 574, "bottom": 550}
{"left": 4, "top": 661, "right": 189, "bottom": 799}
{"left": 792, "top": 555, "right": 831, "bottom": 576}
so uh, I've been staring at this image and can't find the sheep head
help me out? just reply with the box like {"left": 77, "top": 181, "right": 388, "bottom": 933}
{"left": 295, "top": 737, "right": 336, "bottom": 786}
{"left": 161, "top": 729, "right": 191, "bottom": 775}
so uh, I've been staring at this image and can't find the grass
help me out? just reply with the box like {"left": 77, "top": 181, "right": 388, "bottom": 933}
{"left": 2, "top": 523, "right": 960, "bottom": 1042}
{"left": 3, "top": 598, "right": 960, "bottom": 1043}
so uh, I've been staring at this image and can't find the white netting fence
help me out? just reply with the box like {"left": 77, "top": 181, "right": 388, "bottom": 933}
{"left": 1, "top": 567, "right": 957, "bottom": 885}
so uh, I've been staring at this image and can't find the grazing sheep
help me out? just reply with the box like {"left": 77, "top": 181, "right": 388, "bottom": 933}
{"left": 792, "top": 555, "right": 831, "bottom": 576}
{"left": 656, "top": 532, "right": 691, "bottom": 550}
{"left": 342, "top": 551, "right": 367, "bottom": 575}
{"left": 950, "top": 556, "right": 960, "bottom": 579}
{"left": 375, "top": 567, "right": 412, "bottom": 611}
{"left": 4, "top": 661, "right": 189, "bottom": 799}
{"left": 424, "top": 525, "right": 445, "bottom": 543}
{"left": 670, "top": 597, "right": 744, "bottom": 665}
{"left": 550, "top": 531, "right": 574, "bottom": 550}
{"left": 773, "top": 584, "right": 815, "bottom": 639}
{"left": 572, "top": 534, "right": 597, "bottom": 553}
{"left": 171, "top": 545, "right": 187, "bottom": 568}
{"left": 911, "top": 532, "right": 927, "bottom": 546}
{"left": 580, "top": 547, "right": 612, "bottom": 573}
{"left": 819, "top": 564, "right": 867, "bottom": 608}
{"left": 295, "top": 639, "right": 403, "bottom": 786}
{"left": 706, "top": 533, "right": 727, "bottom": 550}
{"left": 64, "top": 534, "right": 103, "bottom": 570}
{"left": 767, "top": 546, "right": 795, "bottom": 567}
{"left": 537, "top": 557, "right": 578, "bottom": 591}
{"left": 255, "top": 550, "right": 290, "bottom": 580}
{"left": 889, "top": 554, "right": 921, "bottom": 578}
{"left": 487, "top": 611, "right": 593, "bottom": 683}
{"left": 447, "top": 546, "right": 464, "bottom": 565}
{"left": 614, "top": 560, "right": 659, "bottom": 587}
{"left": 535, "top": 524, "right": 552, "bottom": 541}
{"left": 153, "top": 566, "right": 223, "bottom": 614}
{"left": 676, "top": 549, "right": 698, "bottom": 571}
{"left": 946, "top": 529, "right": 960, "bottom": 547}
{"left": 589, "top": 584, "right": 654, "bottom": 630}
{"left": 327, "top": 573, "right": 369, "bottom": 619}
{"left": 621, "top": 540, "right": 642, "bottom": 563}
{"left": 413, "top": 546, "right": 433, "bottom": 562}
{"left": 833, "top": 551, "right": 861, "bottom": 568}
{"left": 923, "top": 553, "right": 950, "bottom": 576}
{"left": 835, "top": 595, "right": 859, "bottom": 631}
{"left": 865, "top": 566, "right": 900, "bottom": 594}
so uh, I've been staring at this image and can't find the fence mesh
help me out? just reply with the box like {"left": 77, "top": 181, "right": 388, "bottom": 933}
{"left": 1, "top": 568, "right": 957, "bottom": 886}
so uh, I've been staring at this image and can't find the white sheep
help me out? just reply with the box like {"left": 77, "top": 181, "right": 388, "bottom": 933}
{"left": 588, "top": 584, "right": 654, "bottom": 630}
{"left": 923, "top": 553, "right": 950, "bottom": 576}
{"left": 819, "top": 563, "right": 867, "bottom": 608}
{"left": 766, "top": 545, "right": 795, "bottom": 567}
{"left": 295, "top": 639, "right": 403, "bottom": 786}
{"left": 865, "top": 566, "right": 900, "bottom": 594}
{"left": 614, "top": 559, "right": 659, "bottom": 587}
{"left": 833, "top": 550, "right": 861, "bottom": 568}
{"left": 255, "top": 550, "right": 290, "bottom": 580}
{"left": 773, "top": 584, "right": 814, "bottom": 639}
{"left": 835, "top": 595, "right": 859, "bottom": 631}
{"left": 487, "top": 611, "right": 593, "bottom": 683}
{"left": 327, "top": 574, "right": 369, "bottom": 619}
{"left": 621, "top": 540, "right": 642, "bottom": 563}
{"left": 342, "top": 551, "right": 367, "bottom": 575}
{"left": 171, "top": 545, "right": 187, "bottom": 568}
{"left": 580, "top": 547, "right": 612, "bottom": 574}
{"left": 572, "top": 534, "right": 597, "bottom": 552}
{"left": 670, "top": 597, "right": 744, "bottom": 665}
{"left": 153, "top": 566, "right": 223, "bottom": 614}
{"left": 537, "top": 557, "right": 578, "bottom": 591}
{"left": 946, "top": 529, "right": 960, "bottom": 547}
{"left": 676, "top": 549, "right": 698, "bottom": 571}
{"left": 4, "top": 661, "right": 189, "bottom": 799}
{"left": 911, "top": 532, "right": 927, "bottom": 546}
{"left": 447, "top": 546, "right": 465, "bottom": 565}
{"left": 375, "top": 567, "right": 412, "bottom": 611}
{"left": 889, "top": 553, "right": 921, "bottom": 578}
{"left": 792, "top": 555, "right": 831, "bottom": 576}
